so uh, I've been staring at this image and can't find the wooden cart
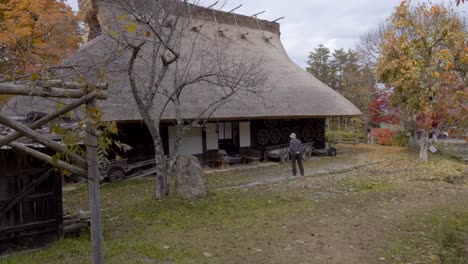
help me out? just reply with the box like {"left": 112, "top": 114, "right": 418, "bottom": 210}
{"left": 264, "top": 141, "right": 336, "bottom": 163}
{"left": 102, "top": 158, "right": 155, "bottom": 182}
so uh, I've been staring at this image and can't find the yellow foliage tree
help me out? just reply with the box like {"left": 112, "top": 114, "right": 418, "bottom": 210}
{"left": 0, "top": 0, "right": 80, "bottom": 77}
{"left": 376, "top": 1, "right": 467, "bottom": 161}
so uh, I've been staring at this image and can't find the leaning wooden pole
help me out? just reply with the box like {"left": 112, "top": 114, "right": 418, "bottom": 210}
{"left": 0, "top": 90, "right": 99, "bottom": 147}
{"left": 2, "top": 139, "right": 87, "bottom": 177}
{"left": 0, "top": 82, "right": 107, "bottom": 99}
{"left": 0, "top": 111, "right": 87, "bottom": 166}
{"left": 86, "top": 98, "right": 104, "bottom": 264}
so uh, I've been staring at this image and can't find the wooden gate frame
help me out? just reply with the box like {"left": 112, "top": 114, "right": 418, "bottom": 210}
{"left": 0, "top": 167, "right": 62, "bottom": 246}
{"left": 0, "top": 168, "right": 54, "bottom": 218}
{"left": 0, "top": 80, "right": 107, "bottom": 264}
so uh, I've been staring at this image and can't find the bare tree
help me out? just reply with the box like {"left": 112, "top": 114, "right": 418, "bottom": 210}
{"left": 356, "top": 22, "right": 390, "bottom": 69}
{"left": 102, "top": 0, "right": 267, "bottom": 199}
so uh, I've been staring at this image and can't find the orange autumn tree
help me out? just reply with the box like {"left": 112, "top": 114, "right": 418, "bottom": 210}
{"left": 0, "top": 0, "right": 81, "bottom": 77}
{"left": 376, "top": 1, "right": 467, "bottom": 161}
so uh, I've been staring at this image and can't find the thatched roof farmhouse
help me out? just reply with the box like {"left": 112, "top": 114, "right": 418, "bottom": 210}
{"left": 3, "top": 0, "right": 361, "bottom": 162}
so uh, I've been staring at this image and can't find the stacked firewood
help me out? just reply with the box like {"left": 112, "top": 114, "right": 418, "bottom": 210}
{"left": 63, "top": 214, "right": 90, "bottom": 237}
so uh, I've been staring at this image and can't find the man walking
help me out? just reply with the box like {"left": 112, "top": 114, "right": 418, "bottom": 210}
{"left": 289, "top": 133, "right": 304, "bottom": 177}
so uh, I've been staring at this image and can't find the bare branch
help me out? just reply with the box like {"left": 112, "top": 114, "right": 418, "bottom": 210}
{"left": 99, "top": 0, "right": 267, "bottom": 199}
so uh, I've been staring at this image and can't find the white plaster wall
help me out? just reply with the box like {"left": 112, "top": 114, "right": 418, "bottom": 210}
{"left": 239, "top": 122, "right": 251, "bottom": 147}
{"left": 168, "top": 127, "right": 202, "bottom": 155}
{"left": 206, "top": 123, "right": 218, "bottom": 150}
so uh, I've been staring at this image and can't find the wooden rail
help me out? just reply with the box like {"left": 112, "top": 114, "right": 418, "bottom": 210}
{"left": 330, "top": 138, "right": 366, "bottom": 145}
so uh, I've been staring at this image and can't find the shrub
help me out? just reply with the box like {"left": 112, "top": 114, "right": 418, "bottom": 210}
{"left": 326, "top": 130, "right": 365, "bottom": 141}
{"left": 391, "top": 131, "right": 408, "bottom": 146}
{"left": 371, "top": 128, "right": 396, "bottom": 145}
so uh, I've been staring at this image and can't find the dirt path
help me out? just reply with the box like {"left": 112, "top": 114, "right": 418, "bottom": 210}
{"left": 206, "top": 144, "right": 468, "bottom": 263}
{"left": 275, "top": 180, "right": 468, "bottom": 263}
{"left": 8, "top": 144, "right": 465, "bottom": 264}
{"left": 220, "top": 159, "right": 382, "bottom": 191}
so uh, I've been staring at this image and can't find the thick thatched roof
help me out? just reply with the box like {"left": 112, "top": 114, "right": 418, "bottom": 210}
{"left": 3, "top": 0, "right": 361, "bottom": 121}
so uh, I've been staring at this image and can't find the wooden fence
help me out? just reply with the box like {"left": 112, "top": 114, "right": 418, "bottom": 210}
{"left": 0, "top": 165, "right": 62, "bottom": 254}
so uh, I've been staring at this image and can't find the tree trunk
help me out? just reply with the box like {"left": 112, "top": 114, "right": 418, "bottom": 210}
{"left": 153, "top": 140, "right": 170, "bottom": 199}
{"left": 408, "top": 133, "right": 418, "bottom": 148}
{"left": 405, "top": 114, "right": 419, "bottom": 148}
{"left": 154, "top": 168, "right": 169, "bottom": 199}
{"left": 133, "top": 107, "right": 171, "bottom": 200}
{"left": 419, "top": 134, "right": 429, "bottom": 161}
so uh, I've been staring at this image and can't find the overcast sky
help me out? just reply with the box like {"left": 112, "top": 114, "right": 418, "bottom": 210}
{"left": 65, "top": 0, "right": 467, "bottom": 68}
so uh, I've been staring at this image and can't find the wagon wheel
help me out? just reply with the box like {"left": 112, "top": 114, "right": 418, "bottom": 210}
{"left": 302, "top": 145, "right": 312, "bottom": 160}
{"left": 269, "top": 128, "right": 281, "bottom": 144}
{"left": 257, "top": 129, "right": 269, "bottom": 145}
{"left": 108, "top": 167, "right": 126, "bottom": 182}
{"left": 280, "top": 128, "right": 291, "bottom": 143}
{"left": 264, "top": 119, "right": 277, "bottom": 128}
{"left": 308, "top": 122, "right": 322, "bottom": 142}
{"left": 311, "top": 128, "right": 320, "bottom": 142}
{"left": 280, "top": 151, "right": 290, "bottom": 164}
{"left": 316, "top": 123, "right": 325, "bottom": 141}
{"left": 302, "top": 125, "right": 314, "bottom": 142}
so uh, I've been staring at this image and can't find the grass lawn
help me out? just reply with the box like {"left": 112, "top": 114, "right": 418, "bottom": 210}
{"left": 3, "top": 179, "right": 315, "bottom": 264}
{"left": 1, "top": 144, "right": 467, "bottom": 263}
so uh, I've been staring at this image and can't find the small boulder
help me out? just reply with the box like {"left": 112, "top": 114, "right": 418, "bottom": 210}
{"left": 174, "top": 155, "right": 207, "bottom": 200}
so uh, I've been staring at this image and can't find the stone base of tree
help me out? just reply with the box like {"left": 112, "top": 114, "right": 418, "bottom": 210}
{"left": 174, "top": 155, "right": 207, "bottom": 200}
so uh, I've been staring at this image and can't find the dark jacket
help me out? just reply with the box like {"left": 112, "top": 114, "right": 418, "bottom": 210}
{"left": 289, "top": 138, "right": 303, "bottom": 154}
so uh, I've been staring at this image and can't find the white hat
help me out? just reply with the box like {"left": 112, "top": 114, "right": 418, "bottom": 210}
{"left": 290, "top": 133, "right": 296, "bottom": 139}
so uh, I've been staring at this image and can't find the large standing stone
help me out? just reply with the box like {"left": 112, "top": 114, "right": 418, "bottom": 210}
{"left": 174, "top": 155, "right": 207, "bottom": 200}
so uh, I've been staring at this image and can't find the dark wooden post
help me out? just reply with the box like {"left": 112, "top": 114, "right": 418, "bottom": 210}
{"left": 86, "top": 98, "right": 104, "bottom": 264}
{"left": 202, "top": 127, "right": 207, "bottom": 162}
